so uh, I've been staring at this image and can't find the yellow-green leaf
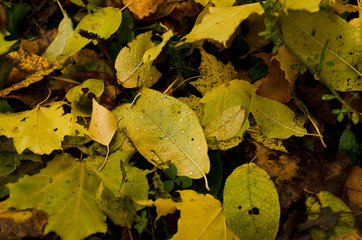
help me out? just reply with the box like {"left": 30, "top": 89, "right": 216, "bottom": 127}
{"left": 250, "top": 92, "right": 307, "bottom": 139}
{"left": 184, "top": 4, "right": 264, "bottom": 47}
{"left": 0, "top": 101, "right": 87, "bottom": 154}
{"left": 306, "top": 191, "right": 358, "bottom": 239}
{"left": 191, "top": 48, "right": 239, "bottom": 96}
{"left": 6, "top": 152, "right": 133, "bottom": 240}
{"left": 282, "top": 10, "right": 362, "bottom": 91}
{"left": 60, "top": 7, "right": 122, "bottom": 60}
{"left": 0, "top": 30, "right": 17, "bottom": 55}
{"left": 124, "top": 88, "right": 210, "bottom": 181}
{"left": 277, "top": 0, "right": 322, "bottom": 12}
{"left": 88, "top": 99, "right": 117, "bottom": 146}
{"left": 204, "top": 105, "right": 245, "bottom": 141}
{"left": 65, "top": 78, "right": 104, "bottom": 117}
{"left": 224, "top": 163, "right": 280, "bottom": 240}
{"left": 43, "top": 9, "right": 73, "bottom": 64}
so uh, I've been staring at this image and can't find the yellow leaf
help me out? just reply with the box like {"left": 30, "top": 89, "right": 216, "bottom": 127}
{"left": 278, "top": 0, "right": 322, "bottom": 12}
{"left": 0, "top": 101, "right": 87, "bottom": 154}
{"left": 89, "top": 99, "right": 118, "bottom": 146}
{"left": 0, "top": 30, "right": 17, "bottom": 55}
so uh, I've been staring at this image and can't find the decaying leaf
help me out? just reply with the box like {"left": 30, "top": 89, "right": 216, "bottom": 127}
{"left": 282, "top": 10, "right": 362, "bottom": 91}
{"left": 124, "top": 88, "right": 210, "bottom": 182}
{"left": 178, "top": 95, "right": 204, "bottom": 120}
{"left": 0, "top": 101, "right": 87, "bottom": 154}
{"left": 250, "top": 91, "right": 307, "bottom": 139}
{"left": 274, "top": 45, "right": 301, "bottom": 85}
{"left": 184, "top": 3, "right": 264, "bottom": 47}
{"left": 306, "top": 191, "right": 358, "bottom": 239}
{"left": 344, "top": 165, "right": 362, "bottom": 208}
{"left": 65, "top": 78, "right": 104, "bottom": 117}
{"left": 248, "top": 126, "right": 288, "bottom": 153}
{"left": 190, "top": 48, "right": 239, "bottom": 96}
{"left": 122, "top": 0, "right": 166, "bottom": 20}
{"left": 6, "top": 151, "right": 134, "bottom": 240}
{"left": 224, "top": 163, "right": 280, "bottom": 240}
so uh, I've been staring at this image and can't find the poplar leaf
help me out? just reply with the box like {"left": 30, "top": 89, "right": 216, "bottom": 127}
{"left": 0, "top": 101, "right": 87, "bottom": 154}
{"left": 115, "top": 30, "right": 173, "bottom": 88}
{"left": 184, "top": 4, "right": 264, "bottom": 47}
{"left": 282, "top": 10, "right": 362, "bottom": 91}
{"left": 89, "top": 99, "right": 117, "bottom": 146}
{"left": 151, "top": 190, "right": 230, "bottom": 240}
{"left": 124, "top": 88, "right": 210, "bottom": 180}
{"left": 43, "top": 9, "right": 73, "bottom": 64}
{"left": 191, "top": 48, "right": 239, "bottom": 96}
{"left": 224, "top": 163, "right": 280, "bottom": 240}
{"left": 250, "top": 92, "right": 307, "bottom": 139}
{"left": 60, "top": 7, "right": 122, "bottom": 60}
{"left": 204, "top": 105, "right": 245, "bottom": 141}
{"left": 306, "top": 191, "right": 358, "bottom": 239}
{"left": 65, "top": 79, "right": 104, "bottom": 117}
{"left": 6, "top": 152, "right": 133, "bottom": 240}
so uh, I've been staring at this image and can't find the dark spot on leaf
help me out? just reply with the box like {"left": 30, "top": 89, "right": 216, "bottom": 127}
{"left": 49, "top": 178, "right": 53, "bottom": 183}
{"left": 53, "top": 128, "right": 58, "bottom": 132}
{"left": 238, "top": 206, "right": 242, "bottom": 209}
{"left": 87, "top": 92, "right": 96, "bottom": 99}
{"left": 178, "top": 111, "right": 181, "bottom": 114}
{"left": 20, "top": 117, "right": 27, "bottom": 122}
{"left": 248, "top": 207, "right": 260, "bottom": 215}
{"left": 159, "top": 137, "right": 163, "bottom": 140}
{"left": 81, "top": 88, "right": 89, "bottom": 94}
{"left": 191, "top": 138, "right": 194, "bottom": 141}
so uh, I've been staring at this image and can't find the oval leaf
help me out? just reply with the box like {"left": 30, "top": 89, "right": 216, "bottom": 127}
{"left": 224, "top": 163, "right": 280, "bottom": 240}
{"left": 124, "top": 89, "right": 210, "bottom": 180}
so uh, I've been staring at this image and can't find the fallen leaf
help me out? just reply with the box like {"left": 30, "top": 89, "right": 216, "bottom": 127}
{"left": 0, "top": 152, "right": 41, "bottom": 177}
{"left": 0, "top": 207, "right": 48, "bottom": 239}
{"left": 224, "top": 163, "right": 280, "bottom": 240}
{"left": 0, "top": 101, "right": 87, "bottom": 154}
{"left": 122, "top": 0, "right": 166, "bottom": 20}
{"left": 124, "top": 88, "right": 210, "bottom": 182}
{"left": 183, "top": 3, "right": 264, "bottom": 48}
{"left": 248, "top": 126, "right": 288, "bottom": 153}
{"left": 344, "top": 165, "right": 362, "bottom": 208}
{"left": 250, "top": 91, "right": 307, "bottom": 139}
{"left": 278, "top": 0, "right": 322, "bottom": 13}
{"left": 89, "top": 98, "right": 118, "bottom": 146}
{"left": 65, "top": 79, "right": 105, "bottom": 117}
{"left": 0, "top": 30, "right": 17, "bottom": 55}
{"left": 254, "top": 52, "right": 292, "bottom": 103}
{"left": 274, "top": 45, "right": 301, "bottom": 85}
{"left": 325, "top": 0, "right": 360, "bottom": 14}
{"left": 178, "top": 95, "right": 204, "bottom": 120}
{"left": 282, "top": 10, "right": 362, "bottom": 92}
{"left": 190, "top": 48, "right": 239, "bottom": 96}
{"left": 6, "top": 48, "right": 53, "bottom": 73}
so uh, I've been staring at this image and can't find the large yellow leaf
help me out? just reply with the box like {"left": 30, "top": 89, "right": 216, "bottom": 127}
{"left": 277, "top": 0, "right": 322, "bottom": 12}
{"left": 124, "top": 88, "right": 210, "bottom": 182}
{"left": 151, "top": 190, "right": 234, "bottom": 239}
{"left": 0, "top": 101, "right": 87, "bottom": 154}
{"left": 224, "top": 163, "right": 280, "bottom": 240}
{"left": 184, "top": 4, "right": 264, "bottom": 47}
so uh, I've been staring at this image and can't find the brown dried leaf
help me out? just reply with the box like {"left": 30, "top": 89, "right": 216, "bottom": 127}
{"left": 123, "top": 0, "right": 173, "bottom": 20}
{"left": 274, "top": 46, "right": 301, "bottom": 85}
{"left": 345, "top": 165, "right": 362, "bottom": 208}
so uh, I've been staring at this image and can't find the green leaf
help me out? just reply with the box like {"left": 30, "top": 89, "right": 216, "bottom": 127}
{"left": 306, "top": 191, "right": 358, "bottom": 239}
{"left": 0, "top": 102, "right": 87, "bottom": 154}
{"left": 0, "top": 30, "right": 17, "bottom": 55}
{"left": 184, "top": 4, "right": 264, "bottom": 47}
{"left": 175, "top": 176, "right": 192, "bottom": 189}
{"left": 339, "top": 129, "right": 358, "bottom": 153}
{"left": 43, "top": 9, "right": 73, "bottom": 64}
{"left": 5, "top": 152, "right": 131, "bottom": 240}
{"left": 190, "top": 48, "right": 239, "bottom": 96}
{"left": 0, "top": 152, "right": 41, "bottom": 177}
{"left": 163, "top": 180, "right": 175, "bottom": 192}
{"left": 124, "top": 88, "right": 210, "bottom": 182}
{"left": 224, "top": 163, "right": 280, "bottom": 240}
{"left": 115, "top": 30, "right": 173, "bottom": 88}
{"left": 250, "top": 92, "right": 307, "bottom": 139}
{"left": 65, "top": 79, "right": 104, "bottom": 117}
{"left": 165, "top": 163, "right": 178, "bottom": 180}
{"left": 60, "top": 7, "right": 122, "bottom": 60}
{"left": 282, "top": 10, "right": 362, "bottom": 91}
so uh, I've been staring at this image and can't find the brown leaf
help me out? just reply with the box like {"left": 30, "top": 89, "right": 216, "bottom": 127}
{"left": 345, "top": 165, "right": 362, "bottom": 208}
{"left": 274, "top": 46, "right": 301, "bottom": 85}
{"left": 0, "top": 4, "right": 8, "bottom": 30}
{"left": 123, "top": 0, "right": 176, "bottom": 21}
{"left": 0, "top": 206, "right": 48, "bottom": 238}
{"left": 254, "top": 52, "right": 292, "bottom": 103}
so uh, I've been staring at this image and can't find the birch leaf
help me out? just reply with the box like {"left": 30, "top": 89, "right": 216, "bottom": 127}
{"left": 250, "top": 92, "right": 307, "bottom": 139}
{"left": 184, "top": 4, "right": 264, "bottom": 47}
{"left": 282, "top": 10, "right": 362, "bottom": 91}
{"left": 0, "top": 101, "right": 87, "bottom": 154}
{"left": 42, "top": 9, "right": 73, "bottom": 64}
{"left": 60, "top": 7, "right": 122, "bottom": 60}
{"left": 191, "top": 48, "right": 239, "bottom": 96}
{"left": 5, "top": 152, "right": 132, "bottom": 240}
{"left": 89, "top": 99, "right": 118, "bottom": 146}
{"left": 65, "top": 79, "right": 104, "bottom": 117}
{"left": 204, "top": 105, "right": 245, "bottom": 141}
{"left": 224, "top": 163, "right": 280, "bottom": 240}
{"left": 124, "top": 88, "right": 210, "bottom": 181}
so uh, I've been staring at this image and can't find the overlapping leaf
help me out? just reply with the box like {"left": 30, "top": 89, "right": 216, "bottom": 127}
{"left": 0, "top": 30, "right": 17, "bottom": 55}
{"left": 0, "top": 101, "right": 87, "bottom": 154}
{"left": 282, "top": 10, "right": 362, "bottom": 91}
{"left": 184, "top": 3, "right": 264, "bottom": 47}
{"left": 124, "top": 88, "right": 210, "bottom": 181}
{"left": 224, "top": 163, "right": 280, "bottom": 240}
{"left": 277, "top": 0, "right": 322, "bottom": 12}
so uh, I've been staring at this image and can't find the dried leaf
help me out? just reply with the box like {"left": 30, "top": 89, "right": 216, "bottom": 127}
{"left": 345, "top": 166, "right": 362, "bottom": 208}
{"left": 89, "top": 98, "right": 118, "bottom": 146}
{"left": 122, "top": 0, "right": 166, "bottom": 19}
{"left": 274, "top": 45, "right": 301, "bottom": 85}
